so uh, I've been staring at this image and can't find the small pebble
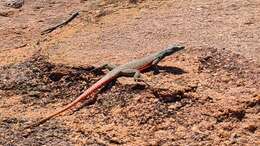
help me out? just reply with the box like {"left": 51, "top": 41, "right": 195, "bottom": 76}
{"left": 4, "top": 0, "right": 24, "bottom": 8}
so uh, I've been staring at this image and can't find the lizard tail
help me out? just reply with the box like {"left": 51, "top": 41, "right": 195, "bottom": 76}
{"left": 23, "top": 77, "right": 110, "bottom": 130}
{"left": 23, "top": 93, "right": 87, "bottom": 129}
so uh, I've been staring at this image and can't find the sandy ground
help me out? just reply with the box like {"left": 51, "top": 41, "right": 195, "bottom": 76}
{"left": 0, "top": 0, "right": 259, "bottom": 145}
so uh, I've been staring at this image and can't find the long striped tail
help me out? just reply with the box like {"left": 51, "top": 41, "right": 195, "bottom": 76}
{"left": 23, "top": 75, "right": 113, "bottom": 129}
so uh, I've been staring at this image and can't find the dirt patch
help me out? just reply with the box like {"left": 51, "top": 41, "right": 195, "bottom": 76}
{"left": 0, "top": 116, "right": 72, "bottom": 145}
{"left": 0, "top": 54, "right": 95, "bottom": 106}
{"left": 0, "top": 48, "right": 259, "bottom": 145}
{"left": 198, "top": 48, "right": 259, "bottom": 94}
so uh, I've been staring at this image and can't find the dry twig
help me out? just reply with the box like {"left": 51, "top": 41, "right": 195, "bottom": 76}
{"left": 41, "top": 11, "right": 79, "bottom": 35}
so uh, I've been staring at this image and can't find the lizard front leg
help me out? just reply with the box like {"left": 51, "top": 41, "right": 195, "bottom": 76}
{"left": 121, "top": 69, "right": 153, "bottom": 90}
{"left": 150, "top": 65, "right": 160, "bottom": 74}
{"left": 151, "top": 58, "right": 162, "bottom": 74}
{"left": 120, "top": 69, "right": 142, "bottom": 81}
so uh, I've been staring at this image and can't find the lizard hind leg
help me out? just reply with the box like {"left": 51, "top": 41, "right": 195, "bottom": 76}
{"left": 91, "top": 64, "right": 117, "bottom": 75}
{"left": 96, "top": 64, "right": 117, "bottom": 71}
{"left": 91, "top": 64, "right": 116, "bottom": 75}
{"left": 99, "top": 79, "right": 117, "bottom": 93}
{"left": 102, "top": 64, "right": 117, "bottom": 71}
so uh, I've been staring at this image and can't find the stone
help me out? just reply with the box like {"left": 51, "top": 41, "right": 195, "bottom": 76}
{"left": 4, "top": 0, "right": 24, "bottom": 8}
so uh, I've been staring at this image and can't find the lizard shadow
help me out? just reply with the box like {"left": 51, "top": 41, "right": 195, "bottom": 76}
{"left": 92, "top": 65, "right": 186, "bottom": 75}
{"left": 150, "top": 65, "right": 187, "bottom": 75}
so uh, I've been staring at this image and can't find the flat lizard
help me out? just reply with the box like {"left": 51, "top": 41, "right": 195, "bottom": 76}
{"left": 25, "top": 44, "right": 185, "bottom": 129}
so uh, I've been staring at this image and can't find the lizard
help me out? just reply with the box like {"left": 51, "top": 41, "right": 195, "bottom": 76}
{"left": 25, "top": 44, "right": 185, "bottom": 129}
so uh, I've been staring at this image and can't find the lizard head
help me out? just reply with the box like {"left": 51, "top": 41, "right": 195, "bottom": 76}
{"left": 162, "top": 44, "right": 185, "bottom": 56}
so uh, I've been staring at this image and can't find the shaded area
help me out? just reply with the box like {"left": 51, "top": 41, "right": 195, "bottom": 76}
{"left": 0, "top": 55, "right": 95, "bottom": 106}
{"left": 0, "top": 117, "right": 72, "bottom": 146}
